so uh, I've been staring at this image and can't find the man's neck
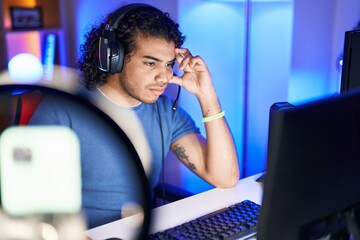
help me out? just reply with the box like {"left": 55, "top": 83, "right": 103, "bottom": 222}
{"left": 98, "top": 84, "right": 140, "bottom": 107}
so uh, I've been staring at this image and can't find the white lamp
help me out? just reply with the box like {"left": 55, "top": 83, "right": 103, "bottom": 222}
{"left": 8, "top": 53, "right": 43, "bottom": 83}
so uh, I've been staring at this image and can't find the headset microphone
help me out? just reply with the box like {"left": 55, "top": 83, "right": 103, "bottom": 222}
{"left": 172, "top": 86, "right": 181, "bottom": 111}
{"left": 171, "top": 72, "right": 181, "bottom": 111}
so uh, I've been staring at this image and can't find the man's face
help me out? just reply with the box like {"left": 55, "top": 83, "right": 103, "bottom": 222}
{"left": 118, "top": 35, "right": 176, "bottom": 105}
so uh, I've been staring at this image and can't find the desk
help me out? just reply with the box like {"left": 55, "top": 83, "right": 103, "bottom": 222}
{"left": 85, "top": 173, "right": 263, "bottom": 240}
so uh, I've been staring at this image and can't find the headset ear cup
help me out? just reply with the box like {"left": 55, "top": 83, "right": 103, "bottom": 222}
{"left": 98, "top": 31, "right": 125, "bottom": 74}
{"left": 98, "top": 35, "right": 110, "bottom": 72}
{"left": 110, "top": 40, "right": 125, "bottom": 74}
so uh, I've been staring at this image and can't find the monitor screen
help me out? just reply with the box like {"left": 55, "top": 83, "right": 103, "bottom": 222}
{"left": 257, "top": 90, "right": 360, "bottom": 239}
{"left": 340, "top": 30, "right": 360, "bottom": 93}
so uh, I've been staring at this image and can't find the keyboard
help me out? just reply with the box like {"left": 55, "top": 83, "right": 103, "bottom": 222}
{"left": 148, "top": 200, "right": 261, "bottom": 240}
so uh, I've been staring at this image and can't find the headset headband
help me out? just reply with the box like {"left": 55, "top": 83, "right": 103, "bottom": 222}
{"left": 98, "top": 3, "right": 158, "bottom": 74}
{"left": 106, "top": 3, "right": 158, "bottom": 31}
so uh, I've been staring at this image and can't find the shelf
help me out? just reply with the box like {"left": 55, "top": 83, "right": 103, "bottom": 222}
{"left": 0, "top": 0, "right": 64, "bottom": 71}
{"left": 1, "top": 0, "right": 60, "bottom": 30}
{"left": 2, "top": 27, "right": 62, "bottom": 33}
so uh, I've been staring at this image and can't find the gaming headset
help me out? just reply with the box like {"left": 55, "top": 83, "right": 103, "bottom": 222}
{"left": 98, "top": 3, "right": 158, "bottom": 74}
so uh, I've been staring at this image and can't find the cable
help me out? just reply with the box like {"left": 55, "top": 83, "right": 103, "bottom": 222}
{"left": 157, "top": 85, "right": 180, "bottom": 205}
{"left": 156, "top": 101, "right": 166, "bottom": 206}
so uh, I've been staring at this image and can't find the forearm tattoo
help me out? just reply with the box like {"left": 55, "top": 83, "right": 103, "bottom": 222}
{"left": 172, "top": 144, "right": 197, "bottom": 171}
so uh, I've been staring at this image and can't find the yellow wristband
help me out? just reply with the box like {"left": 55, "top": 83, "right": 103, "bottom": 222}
{"left": 202, "top": 111, "right": 225, "bottom": 123}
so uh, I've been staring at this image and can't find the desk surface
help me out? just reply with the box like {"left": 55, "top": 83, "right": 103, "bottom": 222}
{"left": 85, "top": 173, "right": 263, "bottom": 240}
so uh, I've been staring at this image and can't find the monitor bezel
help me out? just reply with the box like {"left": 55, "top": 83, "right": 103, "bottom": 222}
{"left": 340, "top": 29, "right": 360, "bottom": 93}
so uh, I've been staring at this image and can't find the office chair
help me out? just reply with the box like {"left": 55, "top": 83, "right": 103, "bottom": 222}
{"left": 13, "top": 89, "right": 44, "bottom": 125}
{"left": 0, "top": 88, "right": 43, "bottom": 134}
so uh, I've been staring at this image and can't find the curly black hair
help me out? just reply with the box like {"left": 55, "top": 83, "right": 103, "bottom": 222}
{"left": 77, "top": 5, "right": 186, "bottom": 91}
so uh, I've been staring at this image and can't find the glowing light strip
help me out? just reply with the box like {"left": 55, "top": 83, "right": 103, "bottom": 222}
{"left": 42, "top": 33, "right": 56, "bottom": 81}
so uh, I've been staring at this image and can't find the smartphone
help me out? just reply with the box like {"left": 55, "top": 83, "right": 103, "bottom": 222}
{"left": 0, "top": 126, "right": 82, "bottom": 216}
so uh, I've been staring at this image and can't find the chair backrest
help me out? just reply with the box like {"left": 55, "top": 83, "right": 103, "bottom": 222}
{"left": 14, "top": 90, "right": 44, "bottom": 125}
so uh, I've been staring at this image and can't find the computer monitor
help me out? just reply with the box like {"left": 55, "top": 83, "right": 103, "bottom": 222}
{"left": 257, "top": 89, "right": 360, "bottom": 239}
{"left": 340, "top": 29, "right": 360, "bottom": 93}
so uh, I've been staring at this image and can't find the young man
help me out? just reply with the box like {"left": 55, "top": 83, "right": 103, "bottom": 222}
{"left": 30, "top": 3, "right": 239, "bottom": 229}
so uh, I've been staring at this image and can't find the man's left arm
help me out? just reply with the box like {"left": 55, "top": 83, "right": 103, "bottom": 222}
{"left": 170, "top": 48, "right": 240, "bottom": 188}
